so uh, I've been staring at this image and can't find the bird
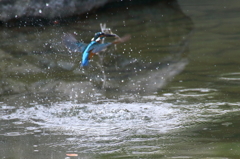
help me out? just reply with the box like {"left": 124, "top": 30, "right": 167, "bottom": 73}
{"left": 62, "top": 32, "right": 130, "bottom": 67}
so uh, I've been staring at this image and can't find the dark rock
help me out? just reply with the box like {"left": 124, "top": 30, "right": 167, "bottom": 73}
{"left": 0, "top": 0, "right": 166, "bottom": 25}
{"left": 0, "top": 0, "right": 115, "bottom": 22}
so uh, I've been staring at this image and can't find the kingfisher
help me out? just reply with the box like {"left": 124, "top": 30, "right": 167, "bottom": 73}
{"left": 62, "top": 32, "right": 130, "bottom": 67}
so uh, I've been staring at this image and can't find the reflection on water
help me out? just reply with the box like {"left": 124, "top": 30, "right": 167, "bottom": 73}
{"left": 1, "top": 0, "right": 240, "bottom": 158}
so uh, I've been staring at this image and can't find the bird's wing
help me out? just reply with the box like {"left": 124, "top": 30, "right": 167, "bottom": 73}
{"left": 90, "top": 43, "right": 112, "bottom": 54}
{"left": 90, "top": 35, "right": 131, "bottom": 53}
{"left": 62, "top": 33, "right": 87, "bottom": 53}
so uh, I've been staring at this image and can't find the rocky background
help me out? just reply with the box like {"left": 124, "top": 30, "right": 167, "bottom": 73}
{"left": 0, "top": 0, "right": 112, "bottom": 21}
{"left": 0, "top": 0, "right": 166, "bottom": 24}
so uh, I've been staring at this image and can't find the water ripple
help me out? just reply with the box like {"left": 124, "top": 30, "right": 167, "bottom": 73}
{"left": 219, "top": 72, "right": 240, "bottom": 81}
{"left": 175, "top": 88, "right": 218, "bottom": 97}
{"left": 1, "top": 92, "right": 240, "bottom": 154}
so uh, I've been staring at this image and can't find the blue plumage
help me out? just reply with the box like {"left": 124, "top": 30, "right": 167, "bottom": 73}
{"left": 81, "top": 41, "right": 97, "bottom": 67}
{"left": 62, "top": 32, "right": 130, "bottom": 67}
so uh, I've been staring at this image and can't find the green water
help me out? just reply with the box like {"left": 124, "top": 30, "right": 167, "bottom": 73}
{"left": 1, "top": 0, "right": 240, "bottom": 158}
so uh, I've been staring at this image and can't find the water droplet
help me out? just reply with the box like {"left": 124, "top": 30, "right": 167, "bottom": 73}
{"left": 123, "top": 21, "right": 126, "bottom": 26}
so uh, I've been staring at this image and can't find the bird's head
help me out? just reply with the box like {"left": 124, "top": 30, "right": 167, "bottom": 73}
{"left": 92, "top": 32, "right": 117, "bottom": 42}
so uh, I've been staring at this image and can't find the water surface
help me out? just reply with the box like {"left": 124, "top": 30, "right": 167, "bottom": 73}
{"left": 1, "top": 0, "right": 240, "bottom": 158}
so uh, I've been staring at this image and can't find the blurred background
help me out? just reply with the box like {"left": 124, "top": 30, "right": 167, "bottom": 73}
{"left": 1, "top": 0, "right": 240, "bottom": 158}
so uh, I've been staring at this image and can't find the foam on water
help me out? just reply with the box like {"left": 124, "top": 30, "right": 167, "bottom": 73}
{"left": 1, "top": 90, "right": 240, "bottom": 155}
{"left": 2, "top": 92, "right": 239, "bottom": 138}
